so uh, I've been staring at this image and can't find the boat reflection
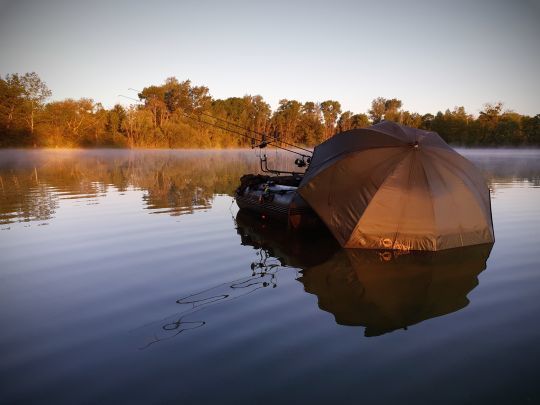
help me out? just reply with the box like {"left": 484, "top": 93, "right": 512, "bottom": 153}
{"left": 235, "top": 209, "right": 340, "bottom": 268}
{"left": 237, "top": 209, "right": 493, "bottom": 337}
{"left": 136, "top": 210, "right": 492, "bottom": 346}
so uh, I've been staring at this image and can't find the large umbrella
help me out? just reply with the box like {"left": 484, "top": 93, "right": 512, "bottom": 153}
{"left": 298, "top": 121, "right": 495, "bottom": 251}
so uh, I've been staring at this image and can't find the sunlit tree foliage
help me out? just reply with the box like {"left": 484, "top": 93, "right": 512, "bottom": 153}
{"left": 1, "top": 73, "right": 538, "bottom": 147}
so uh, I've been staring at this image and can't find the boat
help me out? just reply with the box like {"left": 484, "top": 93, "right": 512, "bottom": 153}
{"left": 193, "top": 111, "right": 494, "bottom": 251}
{"left": 235, "top": 173, "right": 322, "bottom": 230}
{"left": 181, "top": 110, "right": 321, "bottom": 230}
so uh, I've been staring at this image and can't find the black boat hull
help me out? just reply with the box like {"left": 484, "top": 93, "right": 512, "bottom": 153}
{"left": 235, "top": 174, "right": 322, "bottom": 230}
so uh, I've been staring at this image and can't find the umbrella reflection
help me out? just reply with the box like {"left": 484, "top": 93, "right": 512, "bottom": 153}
{"left": 137, "top": 210, "right": 492, "bottom": 347}
{"left": 238, "top": 210, "right": 492, "bottom": 336}
{"left": 299, "top": 245, "right": 492, "bottom": 336}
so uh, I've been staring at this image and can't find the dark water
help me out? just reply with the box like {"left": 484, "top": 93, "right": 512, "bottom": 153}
{"left": 0, "top": 149, "right": 539, "bottom": 404}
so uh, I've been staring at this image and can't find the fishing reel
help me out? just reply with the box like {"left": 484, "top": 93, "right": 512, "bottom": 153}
{"left": 251, "top": 139, "right": 268, "bottom": 149}
{"left": 294, "top": 156, "right": 311, "bottom": 168}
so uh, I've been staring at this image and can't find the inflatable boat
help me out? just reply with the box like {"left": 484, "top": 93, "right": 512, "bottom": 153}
{"left": 235, "top": 174, "right": 322, "bottom": 230}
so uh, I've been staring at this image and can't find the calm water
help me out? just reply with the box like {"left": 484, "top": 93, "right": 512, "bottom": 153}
{"left": 0, "top": 148, "right": 539, "bottom": 404}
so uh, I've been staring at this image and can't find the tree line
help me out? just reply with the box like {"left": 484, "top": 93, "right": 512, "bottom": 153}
{"left": 1, "top": 72, "right": 539, "bottom": 148}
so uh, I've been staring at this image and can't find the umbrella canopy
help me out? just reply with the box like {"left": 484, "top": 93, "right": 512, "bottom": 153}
{"left": 298, "top": 121, "right": 495, "bottom": 251}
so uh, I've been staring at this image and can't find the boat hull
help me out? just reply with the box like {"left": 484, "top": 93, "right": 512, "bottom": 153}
{"left": 235, "top": 174, "right": 322, "bottom": 230}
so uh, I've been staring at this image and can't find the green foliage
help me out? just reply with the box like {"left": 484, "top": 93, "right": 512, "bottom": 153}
{"left": 0, "top": 72, "right": 538, "bottom": 148}
{"left": 320, "top": 100, "right": 342, "bottom": 139}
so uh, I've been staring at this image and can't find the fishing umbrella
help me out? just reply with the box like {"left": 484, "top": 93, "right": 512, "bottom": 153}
{"left": 298, "top": 121, "right": 495, "bottom": 251}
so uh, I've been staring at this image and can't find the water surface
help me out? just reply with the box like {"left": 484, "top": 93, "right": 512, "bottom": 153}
{"left": 0, "top": 148, "right": 539, "bottom": 404}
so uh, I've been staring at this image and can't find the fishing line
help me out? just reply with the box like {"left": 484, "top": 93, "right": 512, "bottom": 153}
{"left": 195, "top": 109, "right": 312, "bottom": 154}
{"left": 184, "top": 114, "right": 309, "bottom": 157}
{"left": 122, "top": 89, "right": 313, "bottom": 156}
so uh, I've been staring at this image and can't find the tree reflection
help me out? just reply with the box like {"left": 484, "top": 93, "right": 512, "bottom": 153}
{"left": 0, "top": 150, "right": 263, "bottom": 224}
{"left": 0, "top": 149, "right": 539, "bottom": 225}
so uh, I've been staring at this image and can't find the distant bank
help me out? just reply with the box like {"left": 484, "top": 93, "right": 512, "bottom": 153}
{"left": 2, "top": 72, "right": 539, "bottom": 148}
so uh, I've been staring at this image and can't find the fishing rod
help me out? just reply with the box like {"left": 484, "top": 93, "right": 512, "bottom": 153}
{"left": 126, "top": 88, "right": 313, "bottom": 155}
{"left": 195, "top": 110, "right": 312, "bottom": 154}
{"left": 119, "top": 93, "right": 312, "bottom": 159}
{"left": 184, "top": 115, "right": 309, "bottom": 158}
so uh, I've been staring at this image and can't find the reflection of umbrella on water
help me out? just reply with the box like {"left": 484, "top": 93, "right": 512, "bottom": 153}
{"left": 237, "top": 210, "right": 493, "bottom": 336}
{"left": 299, "top": 245, "right": 492, "bottom": 336}
{"left": 135, "top": 212, "right": 492, "bottom": 346}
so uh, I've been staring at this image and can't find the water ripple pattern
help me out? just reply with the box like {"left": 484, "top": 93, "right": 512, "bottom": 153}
{"left": 0, "top": 149, "right": 539, "bottom": 404}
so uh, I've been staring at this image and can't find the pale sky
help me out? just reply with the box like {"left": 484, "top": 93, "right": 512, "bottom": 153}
{"left": 1, "top": 0, "right": 539, "bottom": 116}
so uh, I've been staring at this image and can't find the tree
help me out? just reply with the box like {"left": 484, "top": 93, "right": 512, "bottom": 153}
{"left": 245, "top": 95, "right": 271, "bottom": 135}
{"left": 368, "top": 97, "right": 386, "bottom": 124}
{"left": 384, "top": 98, "right": 402, "bottom": 122}
{"left": 20, "top": 72, "right": 51, "bottom": 134}
{"left": 337, "top": 111, "right": 353, "bottom": 132}
{"left": 478, "top": 102, "right": 504, "bottom": 144}
{"left": 189, "top": 85, "right": 212, "bottom": 113}
{"left": 163, "top": 77, "right": 191, "bottom": 113}
{"left": 123, "top": 106, "right": 153, "bottom": 147}
{"left": 349, "top": 113, "right": 370, "bottom": 129}
{"left": 272, "top": 99, "right": 302, "bottom": 144}
{"left": 296, "top": 101, "right": 324, "bottom": 145}
{"left": 522, "top": 114, "right": 540, "bottom": 144}
{"left": 479, "top": 102, "right": 503, "bottom": 125}
{"left": 2, "top": 72, "right": 539, "bottom": 148}
{"left": 139, "top": 85, "right": 168, "bottom": 128}
{"left": 107, "top": 104, "right": 126, "bottom": 136}
{"left": 0, "top": 74, "right": 25, "bottom": 130}
{"left": 368, "top": 97, "right": 403, "bottom": 123}
{"left": 320, "top": 100, "right": 341, "bottom": 139}
{"left": 496, "top": 112, "right": 523, "bottom": 145}
{"left": 44, "top": 98, "right": 96, "bottom": 143}
{"left": 419, "top": 113, "right": 434, "bottom": 130}
{"left": 401, "top": 111, "right": 422, "bottom": 128}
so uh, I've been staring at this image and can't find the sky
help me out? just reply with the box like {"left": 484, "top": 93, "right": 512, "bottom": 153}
{"left": 1, "top": 0, "right": 539, "bottom": 116}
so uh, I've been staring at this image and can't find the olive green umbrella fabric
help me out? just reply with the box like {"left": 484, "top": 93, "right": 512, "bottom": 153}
{"left": 298, "top": 121, "right": 495, "bottom": 251}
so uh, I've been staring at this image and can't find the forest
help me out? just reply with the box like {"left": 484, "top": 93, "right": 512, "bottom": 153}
{"left": 1, "top": 72, "right": 539, "bottom": 148}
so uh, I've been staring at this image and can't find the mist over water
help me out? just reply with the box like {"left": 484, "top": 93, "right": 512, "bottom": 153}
{"left": 0, "top": 149, "right": 539, "bottom": 404}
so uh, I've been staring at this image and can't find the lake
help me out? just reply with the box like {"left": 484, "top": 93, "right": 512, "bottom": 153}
{"left": 1, "top": 148, "right": 539, "bottom": 404}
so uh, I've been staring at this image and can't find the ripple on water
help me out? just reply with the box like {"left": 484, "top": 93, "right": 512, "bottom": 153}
{"left": 1, "top": 149, "right": 540, "bottom": 404}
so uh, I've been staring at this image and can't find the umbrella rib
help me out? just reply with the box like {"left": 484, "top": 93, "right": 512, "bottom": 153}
{"left": 435, "top": 150, "right": 491, "bottom": 208}
{"left": 344, "top": 149, "right": 412, "bottom": 247}
{"left": 327, "top": 149, "right": 410, "bottom": 246}
{"left": 419, "top": 153, "right": 438, "bottom": 250}
{"left": 428, "top": 150, "right": 493, "bottom": 236}
{"left": 304, "top": 145, "right": 405, "bottom": 181}
{"left": 391, "top": 150, "right": 415, "bottom": 250}
{"left": 368, "top": 126, "right": 411, "bottom": 142}
{"left": 422, "top": 156, "right": 465, "bottom": 247}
